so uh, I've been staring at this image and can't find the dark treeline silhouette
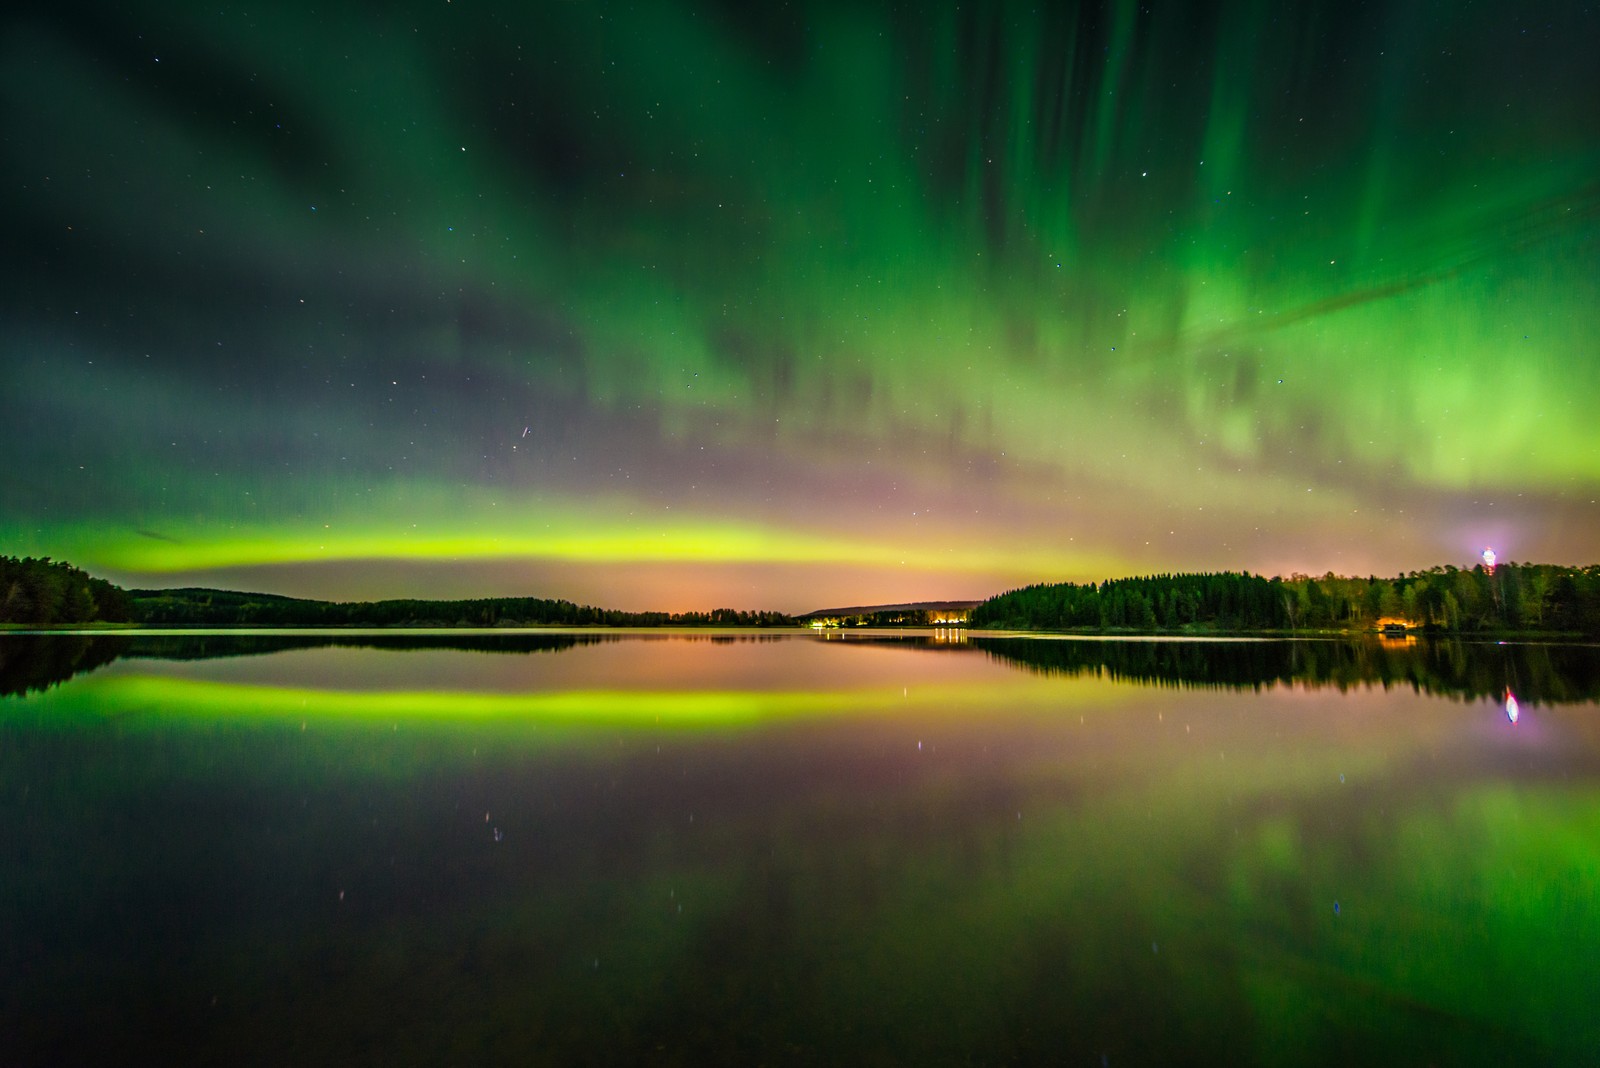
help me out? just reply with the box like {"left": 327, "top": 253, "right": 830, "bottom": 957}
{"left": 973, "top": 572, "right": 1283, "bottom": 630}
{"left": 10, "top": 551, "right": 1600, "bottom": 636}
{"left": 128, "top": 587, "right": 796, "bottom": 628}
{"left": 972, "top": 564, "right": 1600, "bottom": 635}
{"left": 0, "top": 556, "right": 132, "bottom": 625}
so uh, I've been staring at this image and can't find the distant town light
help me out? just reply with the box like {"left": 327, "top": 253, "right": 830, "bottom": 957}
{"left": 1482, "top": 546, "right": 1496, "bottom": 572}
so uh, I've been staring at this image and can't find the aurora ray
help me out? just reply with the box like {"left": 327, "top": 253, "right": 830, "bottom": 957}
{"left": 3, "top": 0, "right": 1596, "bottom": 608}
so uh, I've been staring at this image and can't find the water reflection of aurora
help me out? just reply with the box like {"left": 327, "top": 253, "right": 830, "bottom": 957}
{"left": 4, "top": 635, "right": 1599, "bottom": 1061}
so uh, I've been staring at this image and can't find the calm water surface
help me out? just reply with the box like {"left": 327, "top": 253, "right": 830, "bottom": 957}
{"left": 3, "top": 631, "right": 1598, "bottom": 1065}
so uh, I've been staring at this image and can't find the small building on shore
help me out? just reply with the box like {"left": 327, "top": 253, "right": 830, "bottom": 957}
{"left": 797, "top": 600, "right": 982, "bottom": 629}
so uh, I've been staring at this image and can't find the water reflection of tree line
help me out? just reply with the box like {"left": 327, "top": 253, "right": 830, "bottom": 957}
{"left": 0, "top": 634, "right": 126, "bottom": 698}
{"left": 968, "top": 637, "right": 1600, "bottom": 705}
{"left": 0, "top": 633, "right": 606, "bottom": 698}
{"left": 0, "top": 631, "right": 806, "bottom": 698}
{"left": 3, "top": 633, "right": 1599, "bottom": 705}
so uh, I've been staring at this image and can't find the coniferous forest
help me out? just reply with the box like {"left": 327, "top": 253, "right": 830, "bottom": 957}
{"left": 0, "top": 556, "right": 132, "bottom": 626}
{"left": 969, "top": 564, "right": 1600, "bottom": 635}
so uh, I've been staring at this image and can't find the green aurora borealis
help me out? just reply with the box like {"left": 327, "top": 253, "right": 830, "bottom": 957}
{"left": 3, "top": 1, "right": 1598, "bottom": 609}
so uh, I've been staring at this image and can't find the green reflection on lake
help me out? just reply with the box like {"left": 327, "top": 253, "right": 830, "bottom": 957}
{"left": 2, "top": 632, "right": 1597, "bottom": 1064}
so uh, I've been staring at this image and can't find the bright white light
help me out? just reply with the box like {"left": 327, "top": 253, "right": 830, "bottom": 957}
{"left": 1482, "top": 546, "right": 1497, "bottom": 571}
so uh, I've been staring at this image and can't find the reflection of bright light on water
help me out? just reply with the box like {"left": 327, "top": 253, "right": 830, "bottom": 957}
{"left": 1505, "top": 690, "right": 1519, "bottom": 725}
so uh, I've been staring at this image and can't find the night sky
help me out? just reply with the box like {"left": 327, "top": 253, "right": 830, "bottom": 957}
{"left": 4, "top": 1, "right": 1597, "bottom": 612}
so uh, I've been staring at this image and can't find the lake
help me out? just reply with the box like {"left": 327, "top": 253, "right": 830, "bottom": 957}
{"left": 3, "top": 630, "right": 1598, "bottom": 1065}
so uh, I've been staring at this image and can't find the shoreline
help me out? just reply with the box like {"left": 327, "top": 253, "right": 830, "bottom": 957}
{"left": 3, "top": 622, "right": 1593, "bottom": 642}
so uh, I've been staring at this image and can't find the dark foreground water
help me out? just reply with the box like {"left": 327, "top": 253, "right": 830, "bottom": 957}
{"left": 2, "top": 630, "right": 1598, "bottom": 1066}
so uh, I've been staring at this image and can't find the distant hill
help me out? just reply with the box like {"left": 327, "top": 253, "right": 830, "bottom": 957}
{"left": 128, "top": 587, "right": 796, "bottom": 628}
